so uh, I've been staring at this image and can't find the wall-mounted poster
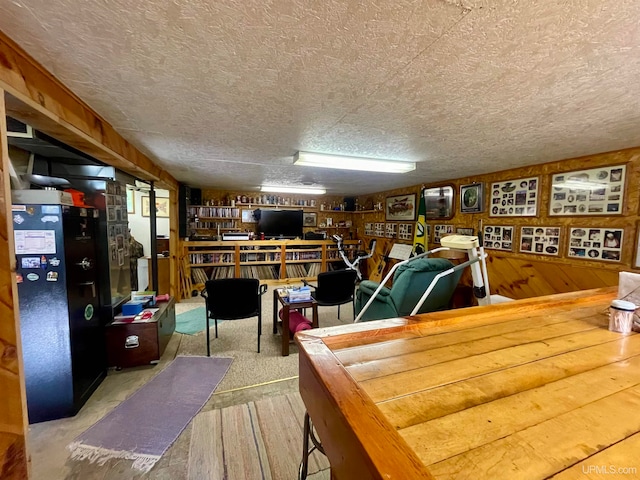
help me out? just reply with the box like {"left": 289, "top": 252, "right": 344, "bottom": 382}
{"left": 483, "top": 225, "right": 514, "bottom": 251}
{"left": 460, "top": 183, "right": 484, "bottom": 213}
{"left": 374, "top": 223, "right": 385, "bottom": 237}
{"left": 489, "top": 177, "right": 539, "bottom": 217}
{"left": 549, "top": 165, "right": 626, "bottom": 216}
{"left": 520, "top": 226, "right": 561, "bottom": 256}
{"left": 567, "top": 227, "right": 623, "bottom": 262}
{"left": 433, "top": 224, "right": 454, "bottom": 244}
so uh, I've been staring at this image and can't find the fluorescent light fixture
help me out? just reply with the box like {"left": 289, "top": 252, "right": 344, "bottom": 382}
{"left": 294, "top": 151, "right": 415, "bottom": 173}
{"left": 261, "top": 185, "right": 326, "bottom": 195}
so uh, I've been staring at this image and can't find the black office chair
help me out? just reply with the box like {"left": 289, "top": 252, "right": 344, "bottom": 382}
{"left": 200, "top": 278, "right": 268, "bottom": 355}
{"left": 302, "top": 269, "right": 358, "bottom": 319}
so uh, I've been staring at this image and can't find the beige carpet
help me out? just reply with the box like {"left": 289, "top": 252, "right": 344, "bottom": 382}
{"left": 176, "top": 289, "right": 355, "bottom": 392}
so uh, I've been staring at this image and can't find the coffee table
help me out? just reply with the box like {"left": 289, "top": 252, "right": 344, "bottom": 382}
{"left": 273, "top": 288, "right": 318, "bottom": 356}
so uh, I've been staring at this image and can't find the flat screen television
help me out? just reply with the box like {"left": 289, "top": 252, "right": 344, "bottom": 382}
{"left": 255, "top": 209, "right": 303, "bottom": 239}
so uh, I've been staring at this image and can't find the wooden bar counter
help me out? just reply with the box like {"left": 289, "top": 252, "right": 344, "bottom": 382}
{"left": 296, "top": 287, "right": 640, "bottom": 479}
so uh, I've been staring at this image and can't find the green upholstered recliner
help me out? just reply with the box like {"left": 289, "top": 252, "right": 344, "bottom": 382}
{"left": 355, "top": 257, "right": 462, "bottom": 322}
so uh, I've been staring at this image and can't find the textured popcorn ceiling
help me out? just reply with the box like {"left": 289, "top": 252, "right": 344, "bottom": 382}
{"left": 2, "top": 0, "right": 640, "bottom": 195}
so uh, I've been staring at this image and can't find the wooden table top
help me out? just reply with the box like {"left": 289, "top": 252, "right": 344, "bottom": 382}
{"left": 296, "top": 287, "right": 640, "bottom": 479}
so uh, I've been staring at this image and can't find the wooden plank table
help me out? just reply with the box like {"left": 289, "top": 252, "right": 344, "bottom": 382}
{"left": 296, "top": 287, "right": 640, "bottom": 479}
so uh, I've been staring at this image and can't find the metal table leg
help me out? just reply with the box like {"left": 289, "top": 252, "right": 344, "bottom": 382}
{"left": 299, "top": 411, "right": 326, "bottom": 480}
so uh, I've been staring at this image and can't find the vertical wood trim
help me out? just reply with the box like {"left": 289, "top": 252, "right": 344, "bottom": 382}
{"left": 0, "top": 90, "right": 29, "bottom": 478}
{"left": 169, "top": 189, "right": 178, "bottom": 298}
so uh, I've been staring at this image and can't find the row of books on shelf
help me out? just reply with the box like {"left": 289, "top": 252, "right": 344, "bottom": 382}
{"left": 191, "top": 268, "right": 210, "bottom": 284}
{"left": 240, "top": 252, "right": 281, "bottom": 262}
{"left": 189, "top": 253, "right": 235, "bottom": 264}
{"left": 191, "top": 262, "right": 324, "bottom": 282}
{"left": 285, "top": 263, "right": 310, "bottom": 278}
{"left": 189, "top": 207, "right": 240, "bottom": 218}
{"left": 285, "top": 251, "right": 322, "bottom": 260}
{"left": 240, "top": 265, "right": 280, "bottom": 279}
{"left": 190, "top": 221, "right": 237, "bottom": 229}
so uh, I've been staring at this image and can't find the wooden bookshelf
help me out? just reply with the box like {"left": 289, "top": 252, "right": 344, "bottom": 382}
{"left": 180, "top": 239, "right": 359, "bottom": 299}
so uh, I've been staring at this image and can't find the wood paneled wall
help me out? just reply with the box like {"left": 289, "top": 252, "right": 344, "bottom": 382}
{"left": 0, "top": 91, "right": 28, "bottom": 478}
{"left": 351, "top": 148, "right": 640, "bottom": 299}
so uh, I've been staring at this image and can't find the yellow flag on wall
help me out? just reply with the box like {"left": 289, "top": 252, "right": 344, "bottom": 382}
{"left": 412, "top": 187, "right": 427, "bottom": 256}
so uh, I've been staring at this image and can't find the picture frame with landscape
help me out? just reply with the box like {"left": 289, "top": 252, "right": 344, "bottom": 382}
{"left": 460, "top": 183, "right": 484, "bottom": 213}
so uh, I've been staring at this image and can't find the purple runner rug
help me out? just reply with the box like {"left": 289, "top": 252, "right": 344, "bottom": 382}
{"left": 68, "top": 355, "right": 232, "bottom": 472}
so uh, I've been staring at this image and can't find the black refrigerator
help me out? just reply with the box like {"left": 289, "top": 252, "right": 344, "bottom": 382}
{"left": 13, "top": 196, "right": 106, "bottom": 423}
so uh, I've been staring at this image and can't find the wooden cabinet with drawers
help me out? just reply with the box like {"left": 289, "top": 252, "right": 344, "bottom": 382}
{"left": 106, "top": 297, "right": 176, "bottom": 368}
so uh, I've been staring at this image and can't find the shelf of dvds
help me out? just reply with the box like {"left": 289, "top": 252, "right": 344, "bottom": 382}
{"left": 187, "top": 205, "right": 241, "bottom": 234}
{"left": 180, "top": 239, "right": 359, "bottom": 299}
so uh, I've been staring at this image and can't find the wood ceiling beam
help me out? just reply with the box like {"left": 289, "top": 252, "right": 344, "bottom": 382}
{"left": 0, "top": 30, "right": 177, "bottom": 191}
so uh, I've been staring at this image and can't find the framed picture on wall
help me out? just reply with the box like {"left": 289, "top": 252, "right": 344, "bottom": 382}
{"left": 549, "top": 165, "right": 626, "bottom": 216}
{"left": 460, "top": 183, "right": 484, "bottom": 213}
{"left": 241, "top": 209, "right": 257, "bottom": 223}
{"left": 398, "top": 223, "right": 413, "bottom": 240}
{"left": 385, "top": 223, "right": 397, "bottom": 238}
{"left": 303, "top": 212, "right": 317, "bottom": 227}
{"left": 142, "top": 196, "right": 170, "bottom": 217}
{"left": 519, "top": 226, "right": 561, "bottom": 256}
{"left": 633, "top": 221, "right": 640, "bottom": 268}
{"left": 483, "top": 225, "right": 514, "bottom": 251}
{"left": 364, "top": 223, "right": 374, "bottom": 236}
{"left": 433, "top": 224, "right": 454, "bottom": 244}
{"left": 385, "top": 194, "right": 416, "bottom": 221}
{"left": 567, "top": 227, "right": 623, "bottom": 262}
{"left": 489, "top": 177, "right": 539, "bottom": 217}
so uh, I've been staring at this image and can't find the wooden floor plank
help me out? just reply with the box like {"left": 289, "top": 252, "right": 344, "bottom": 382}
{"left": 378, "top": 336, "right": 640, "bottom": 430}
{"left": 336, "top": 305, "right": 604, "bottom": 367}
{"left": 254, "top": 394, "right": 308, "bottom": 479}
{"left": 427, "top": 386, "right": 640, "bottom": 480}
{"left": 344, "top": 317, "right": 602, "bottom": 382}
{"left": 221, "top": 403, "right": 272, "bottom": 480}
{"left": 401, "top": 355, "right": 640, "bottom": 465}
{"left": 360, "top": 328, "right": 623, "bottom": 402}
{"left": 548, "top": 432, "right": 640, "bottom": 479}
{"left": 188, "top": 409, "right": 224, "bottom": 480}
